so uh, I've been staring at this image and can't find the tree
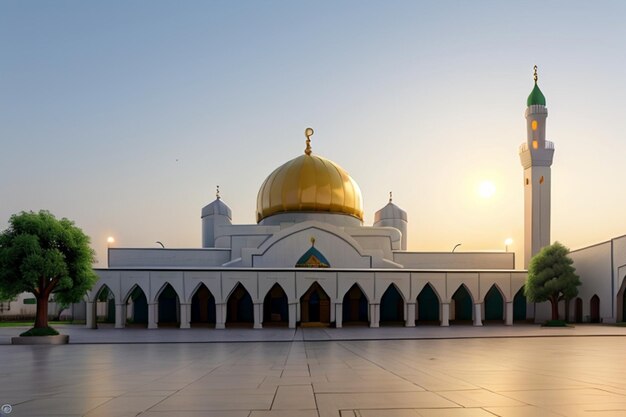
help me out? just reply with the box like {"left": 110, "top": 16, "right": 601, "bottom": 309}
{"left": 524, "top": 242, "right": 581, "bottom": 321}
{"left": 0, "top": 210, "right": 97, "bottom": 329}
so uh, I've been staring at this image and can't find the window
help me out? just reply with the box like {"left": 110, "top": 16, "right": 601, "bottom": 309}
{"left": 532, "top": 140, "right": 538, "bottom": 149}
{"left": 531, "top": 120, "right": 538, "bottom": 131}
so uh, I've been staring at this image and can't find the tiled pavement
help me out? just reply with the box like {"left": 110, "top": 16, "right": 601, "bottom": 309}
{"left": 1, "top": 325, "right": 626, "bottom": 416}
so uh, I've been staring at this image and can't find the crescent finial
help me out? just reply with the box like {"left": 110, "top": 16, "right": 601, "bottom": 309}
{"left": 305, "top": 127, "right": 314, "bottom": 155}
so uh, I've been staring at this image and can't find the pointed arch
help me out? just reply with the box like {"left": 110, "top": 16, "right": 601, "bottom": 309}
{"left": 380, "top": 283, "right": 404, "bottom": 325}
{"left": 417, "top": 282, "right": 440, "bottom": 324}
{"left": 300, "top": 281, "right": 330, "bottom": 326}
{"left": 263, "top": 283, "right": 289, "bottom": 326}
{"left": 451, "top": 284, "right": 473, "bottom": 323}
{"left": 484, "top": 284, "right": 505, "bottom": 322}
{"left": 575, "top": 297, "right": 583, "bottom": 323}
{"left": 590, "top": 295, "right": 600, "bottom": 323}
{"left": 342, "top": 283, "right": 369, "bottom": 325}
{"left": 226, "top": 283, "right": 254, "bottom": 327}
{"left": 190, "top": 283, "right": 216, "bottom": 326}
{"left": 513, "top": 287, "right": 527, "bottom": 322}
{"left": 156, "top": 283, "right": 180, "bottom": 326}
{"left": 124, "top": 284, "right": 148, "bottom": 327}
{"left": 95, "top": 284, "right": 115, "bottom": 324}
{"left": 617, "top": 276, "right": 626, "bottom": 322}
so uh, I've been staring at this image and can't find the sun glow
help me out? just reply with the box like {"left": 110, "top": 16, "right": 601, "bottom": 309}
{"left": 478, "top": 181, "right": 496, "bottom": 198}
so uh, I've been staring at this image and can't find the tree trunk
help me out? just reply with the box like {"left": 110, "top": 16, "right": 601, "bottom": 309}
{"left": 34, "top": 295, "right": 49, "bottom": 328}
{"left": 550, "top": 296, "right": 559, "bottom": 321}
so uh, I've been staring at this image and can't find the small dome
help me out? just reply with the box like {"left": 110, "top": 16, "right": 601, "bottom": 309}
{"left": 527, "top": 83, "right": 546, "bottom": 106}
{"left": 256, "top": 136, "right": 363, "bottom": 223}
{"left": 201, "top": 198, "right": 232, "bottom": 219}
{"left": 374, "top": 201, "right": 407, "bottom": 223}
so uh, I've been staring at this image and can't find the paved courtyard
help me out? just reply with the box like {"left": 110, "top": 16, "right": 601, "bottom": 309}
{"left": 1, "top": 327, "right": 626, "bottom": 416}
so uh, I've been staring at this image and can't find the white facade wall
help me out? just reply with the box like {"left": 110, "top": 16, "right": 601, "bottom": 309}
{"left": 88, "top": 268, "right": 528, "bottom": 328}
{"left": 109, "top": 248, "right": 231, "bottom": 268}
{"left": 393, "top": 252, "right": 514, "bottom": 269}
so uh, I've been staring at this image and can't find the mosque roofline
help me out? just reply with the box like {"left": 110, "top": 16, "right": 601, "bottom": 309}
{"left": 95, "top": 267, "right": 526, "bottom": 273}
{"left": 569, "top": 233, "right": 626, "bottom": 253}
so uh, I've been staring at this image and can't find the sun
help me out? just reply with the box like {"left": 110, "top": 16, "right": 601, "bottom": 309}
{"left": 478, "top": 181, "right": 496, "bottom": 198}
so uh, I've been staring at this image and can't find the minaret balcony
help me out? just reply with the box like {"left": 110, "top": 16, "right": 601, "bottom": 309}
{"left": 518, "top": 140, "right": 554, "bottom": 153}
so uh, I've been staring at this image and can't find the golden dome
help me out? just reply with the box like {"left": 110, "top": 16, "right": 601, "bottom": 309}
{"left": 256, "top": 130, "right": 363, "bottom": 223}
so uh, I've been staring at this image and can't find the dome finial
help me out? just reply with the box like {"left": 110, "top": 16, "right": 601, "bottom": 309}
{"left": 533, "top": 65, "right": 538, "bottom": 84}
{"left": 216, "top": 185, "right": 220, "bottom": 200}
{"left": 389, "top": 191, "right": 393, "bottom": 203}
{"left": 304, "top": 127, "right": 314, "bottom": 155}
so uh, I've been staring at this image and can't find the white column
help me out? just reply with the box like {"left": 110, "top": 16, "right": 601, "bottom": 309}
{"left": 473, "top": 303, "right": 483, "bottom": 326}
{"left": 148, "top": 302, "right": 158, "bottom": 329}
{"left": 114, "top": 303, "right": 126, "bottom": 329}
{"left": 253, "top": 302, "right": 262, "bottom": 329}
{"left": 369, "top": 303, "right": 380, "bottom": 328}
{"left": 441, "top": 303, "right": 450, "bottom": 327}
{"left": 215, "top": 303, "right": 226, "bottom": 329}
{"left": 406, "top": 302, "right": 416, "bottom": 327}
{"left": 335, "top": 303, "right": 343, "bottom": 328}
{"left": 179, "top": 303, "right": 191, "bottom": 329}
{"left": 330, "top": 301, "right": 335, "bottom": 323}
{"left": 505, "top": 301, "right": 514, "bottom": 326}
{"left": 86, "top": 301, "right": 96, "bottom": 329}
{"left": 288, "top": 303, "right": 297, "bottom": 329}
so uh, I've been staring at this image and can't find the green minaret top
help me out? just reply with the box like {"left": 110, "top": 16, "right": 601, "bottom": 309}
{"left": 527, "top": 65, "right": 546, "bottom": 106}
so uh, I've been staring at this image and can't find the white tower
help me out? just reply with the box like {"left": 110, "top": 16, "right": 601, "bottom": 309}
{"left": 519, "top": 66, "right": 554, "bottom": 268}
{"left": 373, "top": 192, "right": 408, "bottom": 250}
{"left": 201, "top": 186, "right": 232, "bottom": 248}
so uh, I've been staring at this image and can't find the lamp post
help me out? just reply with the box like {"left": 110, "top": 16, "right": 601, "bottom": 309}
{"left": 505, "top": 238, "right": 513, "bottom": 252}
{"left": 452, "top": 243, "right": 462, "bottom": 253}
{"left": 107, "top": 237, "right": 115, "bottom": 267}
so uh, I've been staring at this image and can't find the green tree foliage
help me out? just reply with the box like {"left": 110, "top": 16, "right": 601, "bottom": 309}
{"left": 0, "top": 210, "right": 97, "bottom": 329}
{"left": 524, "top": 242, "right": 581, "bottom": 321}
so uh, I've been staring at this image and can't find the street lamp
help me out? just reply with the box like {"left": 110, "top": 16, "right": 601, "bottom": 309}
{"left": 107, "top": 237, "right": 115, "bottom": 267}
{"left": 452, "top": 243, "right": 462, "bottom": 252}
{"left": 156, "top": 241, "right": 164, "bottom": 248}
{"left": 505, "top": 238, "right": 513, "bottom": 252}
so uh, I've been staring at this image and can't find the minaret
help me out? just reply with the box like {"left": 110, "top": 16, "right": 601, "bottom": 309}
{"left": 201, "top": 185, "right": 232, "bottom": 248}
{"left": 519, "top": 66, "right": 554, "bottom": 268}
{"left": 373, "top": 192, "right": 408, "bottom": 250}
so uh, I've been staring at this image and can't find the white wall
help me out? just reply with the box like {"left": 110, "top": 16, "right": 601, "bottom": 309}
{"left": 393, "top": 252, "right": 515, "bottom": 269}
{"left": 109, "top": 248, "right": 231, "bottom": 268}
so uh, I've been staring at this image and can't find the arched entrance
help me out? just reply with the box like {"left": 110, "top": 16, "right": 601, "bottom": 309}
{"left": 380, "top": 284, "right": 404, "bottom": 325}
{"left": 126, "top": 286, "right": 148, "bottom": 327}
{"left": 575, "top": 297, "right": 583, "bottom": 323}
{"left": 617, "top": 277, "right": 626, "bottom": 322}
{"left": 590, "top": 295, "right": 600, "bottom": 323}
{"left": 226, "top": 283, "right": 254, "bottom": 327}
{"left": 513, "top": 288, "right": 527, "bottom": 322}
{"left": 451, "top": 285, "right": 473, "bottom": 323}
{"left": 190, "top": 283, "right": 216, "bottom": 327}
{"left": 263, "top": 283, "right": 289, "bottom": 326}
{"left": 300, "top": 282, "right": 330, "bottom": 326}
{"left": 342, "top": 284, "right": 368, "bottom": 325}
{"left": 417, "top": 283, "right": 440, "bottom": 324}
{"left": 95, "top": 285, "right": 115, "bottom": 324}
{"left": 157, "top": 283, "right": 180, "bottom": 327}
{"left": 484, "top": 285, "right": 504, "bottom": 322}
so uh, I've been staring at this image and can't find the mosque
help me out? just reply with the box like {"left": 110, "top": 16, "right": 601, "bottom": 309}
{"left": 85, "top": 70, "right": 623, "bottom": 329}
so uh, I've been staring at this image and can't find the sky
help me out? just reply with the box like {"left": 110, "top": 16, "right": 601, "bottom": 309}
{"left": 2, "top": 1, "right": 626, "bottom": 269}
